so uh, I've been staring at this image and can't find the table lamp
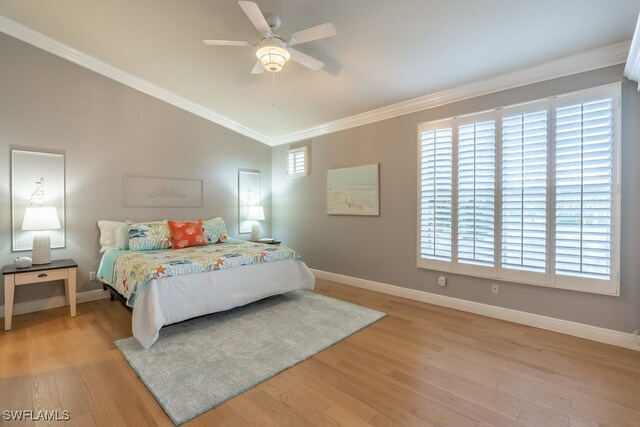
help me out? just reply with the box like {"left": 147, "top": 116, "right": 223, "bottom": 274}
{"left": 247, "top": 205, "right": 265, "bottom": 242}
{"left": 21, "top": 206, "right": 61, "bottom": 265}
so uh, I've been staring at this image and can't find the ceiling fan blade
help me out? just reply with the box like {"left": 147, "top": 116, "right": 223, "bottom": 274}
{"left": 251, "top": 60, "right": 265, "bottom": 74}
{"left": 289, "top": 48, "right": 325, "bottom": 71}
{"left": 238, "top": 1, "right": 272, "bottom": 38}
{"left": 286, "top": 23, "right": 336, "bottom": 46}
{"left": 203, "top": 39, "right": 252, "bottom": 47}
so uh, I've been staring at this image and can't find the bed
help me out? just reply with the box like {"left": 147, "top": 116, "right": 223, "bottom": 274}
{"left": 97, "top": 237, "right": 315, "bottom": 348}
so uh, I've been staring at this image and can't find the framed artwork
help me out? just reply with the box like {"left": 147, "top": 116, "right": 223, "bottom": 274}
{"left": 238, "top": 169, "right": 260, "bottom": 233}
{"left": 327, "top": 163, "right": 380, "bottom": 216}
{"left": 11, "top": 149, "right": 66, "bottom": 251}
{"left": 124, "top": 175, "right": 204, "bottom": 207}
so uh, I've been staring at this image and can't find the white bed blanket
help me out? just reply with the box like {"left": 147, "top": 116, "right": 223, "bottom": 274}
{"left": 131, "top": 258, "right": 315, "bottom": 348}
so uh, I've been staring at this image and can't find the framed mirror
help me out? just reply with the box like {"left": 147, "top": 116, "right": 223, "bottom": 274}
{"left": 11, "top": 149, "right": 65, "bottom": 251}
{"left": 238, "top": 169, "right": 260, "bottom": 234}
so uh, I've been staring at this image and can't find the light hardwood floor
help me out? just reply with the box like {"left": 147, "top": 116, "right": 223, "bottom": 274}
{"left": 1, "top": 279, "right": 639, "bottom": 426}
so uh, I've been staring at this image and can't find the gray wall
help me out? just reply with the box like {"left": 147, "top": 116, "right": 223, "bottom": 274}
{"left": 0, "top": 33, "right": 272, "bottom": 305}
{"left": 272, "top": 64, "right": 640, "bottom": 333}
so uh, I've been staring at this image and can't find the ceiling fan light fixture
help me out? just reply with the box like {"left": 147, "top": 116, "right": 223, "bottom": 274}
{"left": 256, "top": 43, "right": 290, "bottom": 72}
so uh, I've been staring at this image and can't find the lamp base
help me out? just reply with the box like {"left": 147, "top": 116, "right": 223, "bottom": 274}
{"left": 32, "top": 233, "right": 52, "bottom": 265}
{"left": 250, "top": 222, "right": 261, "bottom": 242}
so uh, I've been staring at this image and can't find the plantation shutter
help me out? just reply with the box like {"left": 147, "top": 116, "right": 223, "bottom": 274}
{"left": 417, "top": 83, "right": 619, "bottom": 295}
{"left": 555, "top": 97, "right": 613, "bottom": 281}
{"left": 501, "top": 108, "right": 547, "bottom": 274}
{"left": 287, "top": 147, "right": 308, "bottom": 176}
{"left": 418, "top": 122, "right": 453, "bottom": 266}
{"left": 457, "top": 118, "right": 496, "bottom": 268}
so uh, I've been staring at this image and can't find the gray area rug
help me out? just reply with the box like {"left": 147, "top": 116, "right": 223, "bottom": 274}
{"left": 115, "top": 290, "right": 386, "bottom": 425}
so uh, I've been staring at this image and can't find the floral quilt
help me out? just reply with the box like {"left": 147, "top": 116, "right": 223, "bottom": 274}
{"left": 98, "top": 240, "right": 300, "bottom": 306}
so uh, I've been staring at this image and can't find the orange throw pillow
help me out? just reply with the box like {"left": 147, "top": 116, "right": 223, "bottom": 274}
{"left": 167, "top": 220, "right": 207, "bottom": 249}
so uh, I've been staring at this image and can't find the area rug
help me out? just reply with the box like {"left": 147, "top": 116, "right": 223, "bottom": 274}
{"left": 115, "top": 290, "right": 385, "bottom": 425}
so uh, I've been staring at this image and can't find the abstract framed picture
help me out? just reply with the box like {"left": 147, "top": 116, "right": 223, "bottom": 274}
{"left": 11, "top": 149, "right": 66, "bottom": 251}
{"left": 327, "top": 163, "right": 380, "bottom": 216}
{"left": 124, "top": 175, "right": 204, "bottom": 207}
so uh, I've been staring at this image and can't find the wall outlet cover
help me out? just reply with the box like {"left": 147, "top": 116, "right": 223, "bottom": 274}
{"left": 437, "top": 276, "right": 447, "bottom": 287}
{"left": 89, "top": 271, "right": 96, "bottom": 281}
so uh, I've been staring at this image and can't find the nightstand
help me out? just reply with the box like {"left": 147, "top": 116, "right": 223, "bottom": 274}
{"left": 2, "top": 258, "right": 78, "bottom": 330}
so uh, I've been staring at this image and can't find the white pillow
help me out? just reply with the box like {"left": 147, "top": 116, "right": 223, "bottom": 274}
{"left": 114, "top": 224, "right": 129, "bottom": 250}
{"left": 97, "top": 220, "right": 127, "bottom": 253}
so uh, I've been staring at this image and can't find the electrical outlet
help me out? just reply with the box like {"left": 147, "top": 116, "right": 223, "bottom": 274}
{"left": 437, "top": 276, "right": 447, "bottom": 287}
{"left": 89, "top": 271, "right": 96, "bottom": 281}
{"left": 491, "top": 283, "right": 500, "bottom": 294}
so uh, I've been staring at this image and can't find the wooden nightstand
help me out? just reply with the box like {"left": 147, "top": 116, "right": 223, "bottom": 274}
{"left": 2, "top": 258, "right": 78, "bottom": 330}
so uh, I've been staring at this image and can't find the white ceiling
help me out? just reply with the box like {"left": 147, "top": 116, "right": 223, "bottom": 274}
{"left": 1, "top": 0, "right": 639, "bottom": 143}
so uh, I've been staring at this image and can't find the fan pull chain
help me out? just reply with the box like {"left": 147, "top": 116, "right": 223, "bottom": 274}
{"left": 272, "top": 71, "right": 276, "bottom": 107}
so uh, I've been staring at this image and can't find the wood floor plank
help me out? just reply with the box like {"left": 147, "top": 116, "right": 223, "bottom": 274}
{"left": 245, "top": 388, "right": 316, "bottom": 426}
{"left": 223, "top": 392, "right": 284, "bottom": 427}
{"left": 258, "top": 373, "right": 343, "bottom": 426}
{"left": 323, "top": 404, "right": 374, "bottom": 427}
{"left": 292, "top": 361, "right": 381, "bottom": 422}
{"left": 0, "top": 278, "right": 638, "bottom": 426}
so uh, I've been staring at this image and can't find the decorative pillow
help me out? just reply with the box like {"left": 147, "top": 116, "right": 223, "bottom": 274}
{"left": 168, "top": 220, "right": 207, "bottom": 249}
{"left": 114, "top": 225, "right": 129, "bottom": 250}
{"left": 98, "top": 220, "right": 127, "bottom": 253}
{"left": 128, "top": 220, "right": 172, "bottom": 251}
{"left": 202, "top": 217, "right": 228, "bottom": 244}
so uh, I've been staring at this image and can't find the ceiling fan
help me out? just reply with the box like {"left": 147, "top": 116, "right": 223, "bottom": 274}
{"left": 203, "top": 1, "right": 336, "bottom": 74}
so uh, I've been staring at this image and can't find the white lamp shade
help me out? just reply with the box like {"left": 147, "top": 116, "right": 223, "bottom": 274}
{"left": 22, "top": 207, "right": 61, "bottom": 231}
{"left": 247, "top": 205, "right": 265, "bottom": 221}
{"left": 256, "top": 44, "right": 290, "bottom": 72}
{"left": 625, "top": 13, "right": 640, "bottom": 89}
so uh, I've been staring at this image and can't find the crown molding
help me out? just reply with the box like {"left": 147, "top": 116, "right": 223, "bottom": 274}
{"left": 272, "top": 40, "right": 631, "bottom": 146}
{"left": 0, "top": 15, "right": 272, "bottom": 145}
{"left": 1, "top": 15, "right": 630, "bottom": 147}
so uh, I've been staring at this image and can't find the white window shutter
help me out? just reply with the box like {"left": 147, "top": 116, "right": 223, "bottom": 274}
{"left": 457, "top": 118, "right": 496, "bottom": 268}
{"left": 287, "top": 147, "right": 308, "bottom": 176}
{"left": 501, "top": 109, "right": 547, "bottom": 274}
{"left": 416, "top": 83, "right": 620, "bottom": 295}
{"left": 418, "top": 122, "right": 453, "bottom": 265}
{"left": 555, "top": 98, "right": 613, "bottom": 281}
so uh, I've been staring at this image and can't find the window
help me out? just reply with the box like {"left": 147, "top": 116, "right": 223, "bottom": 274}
{"left": 419, "top": 121, "right": 452, "bottom": 264}
{"left": 554, "top": 91, "right": 618, "bottom": 293}
{"left": 457, "top": 116, "right": 496, "bottom": 272}
{"left": 417, "top": 83, "right": 620, "bottom": 295}
{"left": 287, "top": 147, "right": 309, "bottom": 177}
{"left": 501, "top": 103, "right": 548, "bottom": 283}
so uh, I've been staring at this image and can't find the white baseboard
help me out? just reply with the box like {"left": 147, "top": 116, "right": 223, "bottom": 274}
{"left": 0, "top": 289, "right": 109, "bottom": 318}
{"left": 312, "top": 269, "right": 640, "bottom": 351}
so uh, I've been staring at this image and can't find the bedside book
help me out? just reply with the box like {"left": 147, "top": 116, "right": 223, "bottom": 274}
{"left": 257, "top": 238, "right": 281, "bottom": 244}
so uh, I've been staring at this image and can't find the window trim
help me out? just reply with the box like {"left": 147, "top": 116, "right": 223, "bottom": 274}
{"left": 416, "top": 83, "right": 621, "bottom": 296}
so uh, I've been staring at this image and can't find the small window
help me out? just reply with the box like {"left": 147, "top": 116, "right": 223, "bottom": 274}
{"left": 287, "top": 147, "right": 309, "bottom": 177}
